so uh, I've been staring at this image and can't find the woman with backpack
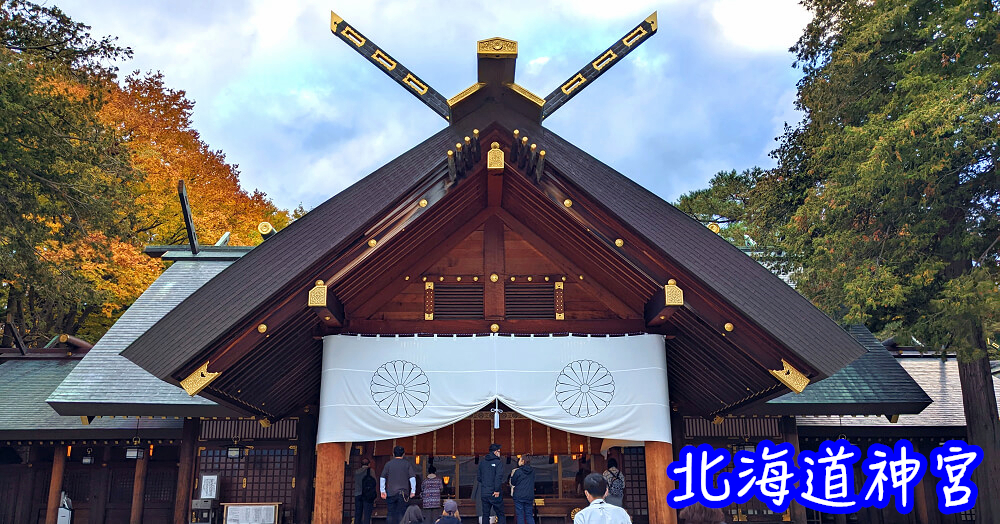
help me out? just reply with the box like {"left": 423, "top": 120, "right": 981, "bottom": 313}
{"left": 601, "top": 458, "right": 626, "bottom": 508}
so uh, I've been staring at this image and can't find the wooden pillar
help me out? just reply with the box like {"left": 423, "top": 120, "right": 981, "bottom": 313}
{"left": 296, "top": 413, "right": 318, "bottom": 524}
{"left": 14, "top": 445, "right": 39, "bottom": 524}
{"left": 89, "top": 447, "right": 113, "bottom": 524}
{"left": 314, "top": 441, "right": 346, "bottom": 524}
{"left": 130, "top": 450, "right": 150, "bottom": 524}
{"left": 644, "top": 441, "right": 676, "bottom": 524}
{"left": 44, "top": 445, "right": 68, "bottom": 524}
{"left": 780, "top": 417, "right": 808, "bottom": 524}
{"left": 173, "top": 418, "right": 200, "bottom": 524}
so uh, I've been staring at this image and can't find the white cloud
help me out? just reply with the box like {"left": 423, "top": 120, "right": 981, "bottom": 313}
{"left": 711, "top": 0, "right": 811, "bottom": 53}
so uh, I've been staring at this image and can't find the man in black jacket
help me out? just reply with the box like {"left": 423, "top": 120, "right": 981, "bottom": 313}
{"left": 477, "top": 443, "right": 505, "bottom": 524}
{"left": 510, "top": 455, "right": 536, "bottom": 524}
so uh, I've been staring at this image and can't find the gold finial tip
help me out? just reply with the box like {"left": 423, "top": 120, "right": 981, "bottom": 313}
{"left": 646, "top": 11, "right": 658, "bottom": 31}
{"left": 491, "top": 142, "right": 500, "bottom": 149}
{"left": 330, "top": 11, "right": 343, "bottom": 32}
{"left": 447, "top": 150, "right": 454, "bottom": 157}
{"left": 257, "top": 221, "right": 274, "bottom": 235}
{"left": 315, "top": 280, "right": 324, "bottom": 286}
{"left": 667, "top": 278, "right": 677, "bottom": 285}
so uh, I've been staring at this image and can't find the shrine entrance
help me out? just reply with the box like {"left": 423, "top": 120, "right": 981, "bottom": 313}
{"left": 341, "top": 408, "right": 652, "bottom": 524}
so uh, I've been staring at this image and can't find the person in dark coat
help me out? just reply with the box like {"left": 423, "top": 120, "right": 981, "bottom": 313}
{"left": 476, "top": 443, "right": 505, "bottom": 524}
{"left": 509, "top": 455, "right": 536, "bottom": 524}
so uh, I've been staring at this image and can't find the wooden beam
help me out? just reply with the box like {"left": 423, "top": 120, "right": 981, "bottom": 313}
{"left": 645, "top": 441, "right": 676, "bottom": 524}
{"left": 342, "top": 319, "right": 644, "bottom": 335}
{"left": 173, "top": 418, "right": 199, "bottom": 524}
{"left": 780, "top": 417, "right": 807, "bottom": 524}
{"left": 130, "top": 450, "right": 149, "bottom": 524}
{"left": 483, "top": 215, "right": 505, "bottom": 319}
{"left": 44, "top": 445, "right": 67, "bottom": 524}
{"left": 314, "top": 441, "right": 346, "bottom": 524}
{"left": 351, "top": 206, "right": 492, "bottom": 319}
{"left": 495, "top": 208, "right": 638, "bottom": 319}
{"left": 296, "top": 413, "right": 318, "bottom": 524}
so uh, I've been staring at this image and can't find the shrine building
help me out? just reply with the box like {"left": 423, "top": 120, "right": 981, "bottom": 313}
{"left": 0, "top": 11, "right": 956, "bottom": 524}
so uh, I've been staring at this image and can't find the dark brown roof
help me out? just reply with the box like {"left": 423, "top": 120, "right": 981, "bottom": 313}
{"left": 123, "top": 103, "right": 863, "bottom": 393}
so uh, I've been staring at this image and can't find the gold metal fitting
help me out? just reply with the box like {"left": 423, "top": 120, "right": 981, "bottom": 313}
{"left": 510, "top": 276, "right": 516, "bottom": 281}
{"left": 418, "top": 199, "right": 428, "bottom": 208}
{"left": 769, "top": 359, "right": 810, "bottom": 394}
{"left": 490, "top": 273, "right": 499, "bottom": 282}
{"left": 614, "top": 238, "right": 624, "bottom": 247}
{"left": 477, "top": 37, "right": 517, "bottom": 58}
{"left": 308, "top": 281, "right": 327, "bottom": 307}
{"left": 257, "top": 221, "right": 274, "bottom": 235}
{"left": 367, "top": 239, "right": 378, "bottom": 248}
{"left": 257, "top": 324, "right": 267, "bottom": 334}
{"left": 563, "top": 199, "right": 573, "bottom": 208}
{"left": 490, "top": 323, "right": 500, "bottom": 333}
{"left": 487, "top": 142, "right": 504, "bottom": 171}
{"left": 259, "top": 418, "right": 272, "bottom": 428}
{"left": 456, "top": 276, "right": 462, "bottom": 282}
{"left": 180, "top": 361, "right": 220, "bottom": 396}
{"left": 664, "top": 280, "right": 684, "bottom": 306}
{"left": 724, "top": 322, "right": 734, "bottom": 332}
{"left": 527, "top": 276, "right": 532, "bottom": 281}
{"left": 708, "top": 222, "right": 721, "bottom": 234}
{"left": 473, "top": 276, "right": 479, "bottom": 281}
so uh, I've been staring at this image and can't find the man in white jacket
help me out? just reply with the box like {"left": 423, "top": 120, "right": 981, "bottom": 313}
{"left": 573, "top": 473, "right": 631, "bottom": 524}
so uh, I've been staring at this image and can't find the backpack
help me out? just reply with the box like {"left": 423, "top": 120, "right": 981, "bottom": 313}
{"left": 607, "top": 470, "right": 625, "bottom": 497}
{"left": 361, "top": 470, "right": 377, "bottom": 502}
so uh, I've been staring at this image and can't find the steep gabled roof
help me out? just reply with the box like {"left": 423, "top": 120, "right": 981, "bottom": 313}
{"left": 120, "top": 105, "right": 866, "bottom": 420}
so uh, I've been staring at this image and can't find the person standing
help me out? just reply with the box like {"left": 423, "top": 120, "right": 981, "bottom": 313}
{"left": 476, "top": 443, "right": 505, "bottom": 524}
{"left": 354, "top": 458, "right": 376, "bottom": 524}
{"left": 573, "top": 473, "right": 630, "bottom": 524}
{"left": 601, "top": 458, "right": 626, "bottom": 508}
{"left": 435, "top": 499, "right": 462, "bottom": 524}
{"left": 381, "top": 446, "right": 417, "bottom": 524}
{"left": 510, "top": 455, "right": 536, "bottom": 524}
{"left": 421, "top": 465, "right": 444, "bottom": 522}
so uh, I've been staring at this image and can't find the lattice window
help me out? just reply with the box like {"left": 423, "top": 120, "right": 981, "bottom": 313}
{"left": 505, "top": 283, "right": 555, "bottom": 319}
{"left": 621, "top": 446, "right": 647, "bottom": 516}
{"left": 434, "top": 283, "right": 484, "bottom": 319}
{"left": 196, "top": 447, "right": 297, "bottom": 507}
{"left": 109, "top": 466, "right": 135, "bottom": 504}
{"left": 63, "top": 469, "right": 92, "bottom": 504}
{"left": 145, "top": 466, "right": 177, "bottom": 503}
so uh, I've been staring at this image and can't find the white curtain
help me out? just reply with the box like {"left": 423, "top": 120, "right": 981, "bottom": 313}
{"left": 317, "top": 334, "right": 671, "bottom": 444}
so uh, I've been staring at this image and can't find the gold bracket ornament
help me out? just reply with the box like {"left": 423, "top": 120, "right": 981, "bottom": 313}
{"left": 487, "top": 142, "right": 505, "bottom": 171}
{"left": 561, "top": 73, "right": 587, "bottom": 95}
{"left": 768, "top": 359, "right": 810, "bottom": 394}
{"left": 308, "top": 280, "right": 327, "bottom": 307}
{"left": 592, "top": 50, "right": 618, "bottom": 71}
{"left": 403, "top": 74, "right": 429, "bottom": 95}
{"left": 180, "top": 361, "right": 220, "bottom": 396}
{"left": 477, "top": 37, "right": 518, "bottom": 58}
{"left": 663, "top": 279, "right": 684, "bottom": 306}
{"left": 371, "top": 49, "right": 397, "bottom": 71}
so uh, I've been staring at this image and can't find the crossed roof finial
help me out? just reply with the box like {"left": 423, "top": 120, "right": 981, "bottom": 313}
{"left": 329, "top": 11, "right": 657, "bottom": 124}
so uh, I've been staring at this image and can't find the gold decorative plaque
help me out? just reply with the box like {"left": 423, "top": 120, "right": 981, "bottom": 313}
{"left": 487, "top": 142, "right": 504, "bottom": 171}
{"left": 664, "top": 279, "right": 684, "bottom": 306}
{"left": 308, "top": 280, "right": 327, "bottom": 307}
{"left": 477, "top": 37, "right": 518, "bottom": 58}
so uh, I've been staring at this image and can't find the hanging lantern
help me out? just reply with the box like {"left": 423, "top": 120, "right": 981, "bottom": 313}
{"left": 125, "top": 437, "right": 144, "bottom": 460}
{"left": 227, "top": 437, "right": 244, "bottom": 459}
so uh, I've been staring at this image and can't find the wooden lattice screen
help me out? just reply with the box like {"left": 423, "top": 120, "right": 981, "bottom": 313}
{"left": 621, "top": 446, "right": 648, "bottom": 518}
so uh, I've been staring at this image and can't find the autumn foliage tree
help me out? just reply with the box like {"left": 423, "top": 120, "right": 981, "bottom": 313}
{"left": 1, "top": 0, "right": 287, "bottom": 345}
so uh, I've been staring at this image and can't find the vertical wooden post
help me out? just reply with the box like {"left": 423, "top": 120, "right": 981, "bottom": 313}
{"left": 296, "top": 413, "right": 318, "bottom": 524}
{"left": 130, "top": 450, "right": 150, "bottom": 524}
{"left": 44, "top": 445, "right": 68, "bottom": 524}
{"left": 15, "top": 445, "right": 39, "bottom": 524}
{"left": 780, "top": 417, "right": 808, "bottom": 524}
{"left": 89, "top": 447, "right": 113, "bottom": 524}
{"left": 314, "top": 441, "right": 346, "bottom": 524}
{"left": 173, "top": 418, "right": 200, "bottom": 524}
{"left": 644, "top": 441, "right": 676, "bottom": 524}
{"left": 483, "top": 216, "right": 505, "bottom": 319}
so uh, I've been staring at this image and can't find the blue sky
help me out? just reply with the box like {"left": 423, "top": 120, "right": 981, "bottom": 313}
{"left": 56, "top": 0, "right": 811, "bottom": 212}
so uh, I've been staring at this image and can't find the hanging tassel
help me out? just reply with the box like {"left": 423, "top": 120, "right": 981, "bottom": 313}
{"left": 491, "top": 399, "right": 503, "bottom": 429}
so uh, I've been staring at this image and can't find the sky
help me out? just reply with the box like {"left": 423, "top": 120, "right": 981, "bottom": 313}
{"left": 54, "top": 0, "right": 813, "bottom": 212}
